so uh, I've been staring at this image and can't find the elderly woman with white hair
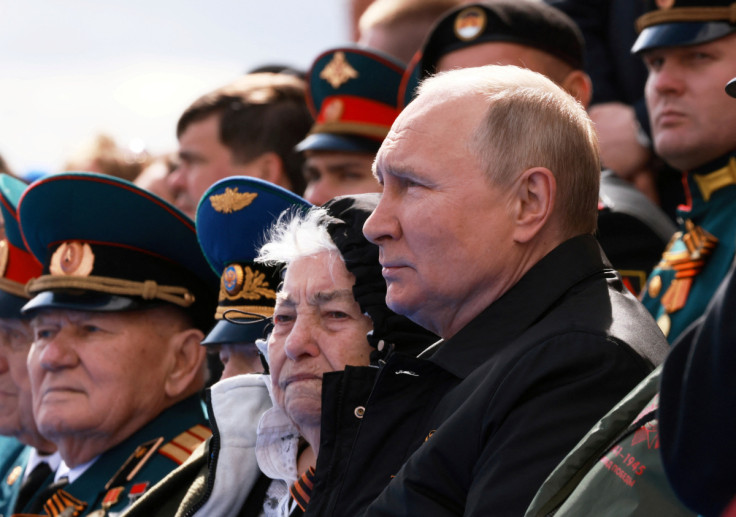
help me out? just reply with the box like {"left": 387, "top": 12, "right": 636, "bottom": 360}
{"left": 253, "top": 194, "right": 436, "bottom": 516}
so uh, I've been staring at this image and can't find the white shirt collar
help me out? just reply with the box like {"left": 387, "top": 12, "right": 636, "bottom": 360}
{"left": 23, "top": 449, "right": 61, "bottom": 482}
{"left": 55, "top": 456, "right": 98, "bottom": 484}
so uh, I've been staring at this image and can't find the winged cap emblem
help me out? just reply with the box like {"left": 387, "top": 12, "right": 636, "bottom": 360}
{"left": 209, "top": 188, "right": 258, "bottom": 214}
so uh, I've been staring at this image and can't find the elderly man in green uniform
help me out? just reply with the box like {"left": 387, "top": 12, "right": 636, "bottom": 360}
{"left": 400, "top": 0, "right": 677, "bottom": 295}
{"left": 635, "top": 0, "right": 736, "bottom": 342}
{"left": 120, "top": 176, "right": 311, "bottom": 517}
{"left": 297, "top": 46, "right": 406, "bottom": 205}
{"left": 0, "top": 174, "right": 60, "bottom": 516}
{"left": 14, "top": 172, "right": 217, "bottom": 517}
{"left": 526, "top": 2, "right": 736, "bottom": 514}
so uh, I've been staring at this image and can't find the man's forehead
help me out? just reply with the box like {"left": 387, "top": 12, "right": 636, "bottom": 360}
{"left": 31, "top": 309, "right": 126, "bottom": 324}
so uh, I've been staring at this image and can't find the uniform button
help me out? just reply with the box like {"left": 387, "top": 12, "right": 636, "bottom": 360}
{"left": 354, "top": 406, "right": 365, "bottom": 419}
{"left": 648, "top": 275, "right": 662, "bottom": 298}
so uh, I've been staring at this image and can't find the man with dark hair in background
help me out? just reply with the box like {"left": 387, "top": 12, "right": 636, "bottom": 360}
{"left": 168, "top": 73, "right": 313, "bottom": 217}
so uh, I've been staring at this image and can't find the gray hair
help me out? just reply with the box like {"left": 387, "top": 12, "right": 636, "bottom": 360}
{"left": 417, "top": 65, "right": 600, "bottom": 236}
{"left": 256, "top": 207, "right": 339, "bottom": 267}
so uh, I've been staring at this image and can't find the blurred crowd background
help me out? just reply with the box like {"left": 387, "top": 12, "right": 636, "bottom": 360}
{"left": 0, "top": 0, "right": 348, "bottom": 177}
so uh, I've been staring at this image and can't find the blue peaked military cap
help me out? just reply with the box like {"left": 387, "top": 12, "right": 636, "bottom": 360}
{"left": 399, "top": 0, "right": 585, "bottom": 107}
{"left": 632, "top": 0, "right": 736, "bottom": 54}
{"left": 296, "top": 45, "right": 406, "bottom": 154}
{"left": 196, "top": 177, "right": 310, "bottom": 345}
{"left": 0, "top": 174, "right": 42, "bottom": 319}
{"left": 17, "top": 172, "right": 218, "bottom": 331}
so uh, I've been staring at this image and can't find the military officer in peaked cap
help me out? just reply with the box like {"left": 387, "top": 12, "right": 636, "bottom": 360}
{"left": 297, "top": 46, "right": 406, "bottom": 205}
{"left": 634, "top": 0, "right": 736, "bottom": 342}
{"left": 196, "top": 176, "right": 311, "bottom": 380}
{"left": 0, "top": 174, "right": 60, "bottom": 516}
{"left": 120, "top": 177, "right": 310, "bottom": 517}
{"left": 654, "top": 84, "right": 736, "bottom": 517}
{"left": 525, "top": 5, "right": 736, "bottom": 512}
{"left": 399, "top": 0, "right": 677, "bottom": 296}
{"left": 14, "top": 172, "right": 218, "bottom": 517}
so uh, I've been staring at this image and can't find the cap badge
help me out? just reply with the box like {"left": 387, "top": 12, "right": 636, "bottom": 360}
{"left": 655, "top": 0, "right": 675, "bottom": 9}
{"left": 209, "top": 188, "right": 258, "bottom": 214}
{"left": 220, "top": 265, "right": 276, "bottom": 301}
{"left": 454, "top": 6, "right": 487, "bottom": 41}
{"left": 320, "top": 51, "right": 359, "bottom": 89}
{"left": 322, "top": 98, "right": 345, "bottom": 122}
{"left": 0, "top": 240, "right": 8, "bottom": 277}
{"left": 222, "top": 264, "right": 245, "bottom": 295}
{"left": 50, "top": 241, "right": 95, "bottom": 277}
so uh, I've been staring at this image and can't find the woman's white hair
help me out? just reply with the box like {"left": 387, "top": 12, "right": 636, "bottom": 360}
{"left": 255, "top": 206, "right": 339, "bottom": 267}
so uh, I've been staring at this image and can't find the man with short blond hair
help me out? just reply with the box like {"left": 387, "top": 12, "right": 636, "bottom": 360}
{"left": 402, "top": 0, "right": 676, "bottom": 295}
{"left": 300, "top": 65, "right": 668, "bottom": 517}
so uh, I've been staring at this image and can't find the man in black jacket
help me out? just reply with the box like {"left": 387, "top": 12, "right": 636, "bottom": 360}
{"left": 303, "top": 65, "right": 669, "bottom": 516}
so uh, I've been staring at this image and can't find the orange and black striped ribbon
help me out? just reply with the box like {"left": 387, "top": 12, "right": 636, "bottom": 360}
{"left": 289, "top": 467, "right": 316, "bottom": 512}
{"left": 42, "top": 489, "right": 87, "bottom": 517}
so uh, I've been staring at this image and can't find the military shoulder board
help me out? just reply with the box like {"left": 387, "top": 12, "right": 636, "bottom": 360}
{"left": 158, "top": 424, "right": 211, "bottom": 465}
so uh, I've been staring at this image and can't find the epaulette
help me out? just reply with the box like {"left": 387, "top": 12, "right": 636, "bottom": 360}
{"left": 157, "top": 424, "right": 212, "bottom": 466}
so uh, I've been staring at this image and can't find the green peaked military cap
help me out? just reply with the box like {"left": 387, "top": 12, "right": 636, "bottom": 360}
{"left": 296, "top": 45, "right": 406, "bottom": 154}
{"left": 632, "top": 0, "right": 736, "bottom": 54}
{"left": 18, "top": 172, "right": 218, "bottom": 330}
{"left": 399, "top": 0, "right": 585, "bottom": 106}
{"left": 196, "top": 176, "right": 311, "bottom": 345}
{"left": 0, "top": 174, "right": 43, "bottom": 318}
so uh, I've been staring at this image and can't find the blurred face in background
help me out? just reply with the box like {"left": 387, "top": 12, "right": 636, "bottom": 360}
{"left": 302, "top": 151, "right": 381, "bottom": 205}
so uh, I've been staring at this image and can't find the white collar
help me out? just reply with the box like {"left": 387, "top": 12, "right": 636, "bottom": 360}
{"left": 23, "top": 449, "right": 61, "bottom": 482}
{"left": 55, "top": 456, "right": 98, "bottom": 484}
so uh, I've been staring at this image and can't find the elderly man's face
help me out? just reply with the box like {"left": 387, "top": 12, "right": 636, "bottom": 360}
{"left": 0, "top": 319, "right": 33, "bottom": 437}
{"left": 29, "top": 309, "right": 174, "bottom": 457}
{"left": 642, "top": 33, "right": 736, "bottom": 171}
{"left": 363, "top": 94, "right": 517, "bottom": 338}
{"left": 268, "top": 251, "right": 373, "bottom": 432}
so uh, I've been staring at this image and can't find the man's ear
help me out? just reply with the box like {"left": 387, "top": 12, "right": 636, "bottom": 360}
{"left": 255, "top": 152, "right": 289, "bottom": 189}
{"left": 560, "top": 70, "right": 593, "bottom": 110}
{"left": 511, "top": 167, "right": 556, "bottom": 244}
{"left": 163, "top": 328, "right": 206, "bottom": 399}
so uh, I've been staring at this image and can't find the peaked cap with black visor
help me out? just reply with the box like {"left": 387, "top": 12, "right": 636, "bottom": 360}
{"left": 296, "top": 45, "right": 406, "bottom": 155}
{"left": 18, "top": 172, "right": 218, "bottom": 331}
{"left": 196, "top": 176, "right": 310, "bottom": 347}
{"left": 632, "top": 0, "right": 736, "bottom": 54}
{"left": 399, "top": 0, "right": 585, "bottom": 106}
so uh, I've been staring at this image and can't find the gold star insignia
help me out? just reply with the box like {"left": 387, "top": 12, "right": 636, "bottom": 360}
{"left": 320, "top": 52, "right": 359, "bottom": 89}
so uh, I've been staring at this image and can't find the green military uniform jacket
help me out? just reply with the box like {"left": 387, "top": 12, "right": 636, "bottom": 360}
{"left": 641, "top": 152, "right": 736, "bottom": 342}
{"left": 524, "top": 367, "right": 693, "bottom": 517}
{"left": 15, "top": 396, "right": 209, "bottom": 517}
{"left": 0, "top": 437, "right": 29, "bottom": 517}
{"left": 121, "top": 374, "right": 272, "bottom": 517}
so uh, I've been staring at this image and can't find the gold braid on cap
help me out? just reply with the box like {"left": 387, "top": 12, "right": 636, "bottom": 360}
{"left": 26, "top": 275, "right": 195, "bottom": 307}
{"left": 0, "top": 277, "right": 30, "bottom": 298}
{"left": 637, "top": 4, "right": 736, "bottom": 32}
